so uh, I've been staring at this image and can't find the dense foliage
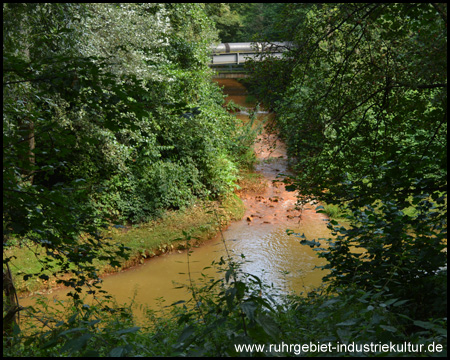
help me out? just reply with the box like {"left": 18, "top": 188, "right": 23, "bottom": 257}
{"left": 246, "top": 0, "right": 447, "bottom": 336}
{"left": 205, "top": 3, "right": 302, "bottom": 43}
{"left": 3, "top": 2, "right": 250, "bottom": 337}
{"left": 4, "top": 246, "right": 447, "bottom": 357}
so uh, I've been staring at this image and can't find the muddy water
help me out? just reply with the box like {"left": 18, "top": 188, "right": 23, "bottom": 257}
{"left": 20, "top": 79, "right": 333, "bottom": 318}
{"left": 215, "top": 79, "right": 331, "bottom": 295}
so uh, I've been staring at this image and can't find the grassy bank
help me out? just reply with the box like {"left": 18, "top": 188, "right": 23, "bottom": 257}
{"left": 8, "top": 193, "right": 245, "bottom": 296}
{"left": 100, "top": 194, "right": 245, "bottom": 271}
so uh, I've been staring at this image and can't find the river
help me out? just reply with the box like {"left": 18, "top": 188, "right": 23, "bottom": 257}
{"left": 19, "top": 79, "right": 333, "bottom": 320}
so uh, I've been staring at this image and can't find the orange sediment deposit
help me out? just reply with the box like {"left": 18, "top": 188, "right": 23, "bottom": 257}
{"left": 236, "top": 125, "right": 327, "bottom": 229}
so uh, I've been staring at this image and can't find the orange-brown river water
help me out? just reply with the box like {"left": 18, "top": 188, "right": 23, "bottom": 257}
{"left": 20, "top": 79, "right": 333, "bottom": 320}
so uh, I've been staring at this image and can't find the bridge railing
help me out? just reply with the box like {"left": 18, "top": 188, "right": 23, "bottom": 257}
{"left": 209, "top": 42, "right": 292, "bottom": 66}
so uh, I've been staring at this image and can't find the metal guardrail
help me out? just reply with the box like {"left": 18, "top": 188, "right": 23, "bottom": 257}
{"left": 210, "top": 52, "right": 284, "bottom": 65}
{"left": 210, "top": 42, "right": 292, "bottom": 66}
{"left": 211, "top": 42, "right": 292, "bottom": 54}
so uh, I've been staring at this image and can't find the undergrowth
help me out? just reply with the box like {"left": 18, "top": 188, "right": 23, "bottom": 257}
{"left": 4, "top": 211, "right": 447, "bottom": 357}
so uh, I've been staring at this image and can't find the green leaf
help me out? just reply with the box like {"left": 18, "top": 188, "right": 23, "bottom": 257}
{"left": 240, "top": 301, "right": 257, "bottom": 322}
{"left": 379, "top": 325, "right": 398, "bottom": 333}
{"left": 256, "top": 314, "right": 280, "bottom": 338}
{"left": 110, "top": 347, "right": 126, "bottom": 357}
{"left": 392, "top": 299, "right": 409, "bottom": 307}
{"left": 59, "top": 327, "right": 87, "bottom": 336}
{"left": 300, "top": 239, "right": 321, "bottom": 247}
{"left": 170, "top": 300, "right": 186, "bottom": 306}
{"left": 176, "top": 325, "right": 195, "bottom": 345}
{"left": 60, "top": 334, "right": 93, "bottom": 353}
{"left": 115, "top": 326, "right": 140, "bottom": 335}
{"left": 337, "top": 319, "right": 358, "bottom": 326}
{"left": 382, "top": 298, "right": 399, "bottom": 306}
{"left": 413, "top": 320, "right": 436, "bottom": 330}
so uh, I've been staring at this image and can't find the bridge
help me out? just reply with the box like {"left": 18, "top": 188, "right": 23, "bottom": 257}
{"left": 210, "top": 42, "right": 292, "bottom": 78}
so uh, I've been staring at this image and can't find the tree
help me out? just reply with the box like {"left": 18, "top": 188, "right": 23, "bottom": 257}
{"left": 3, "top": 2, "right": 145, "bottom": 311}
{"left": 204, "top": 3, "right": 243, "bottom": 43}
{"left": 252, "top": 3, "right": 447, "bottom": 321}
{"left": 3, "top": 3, "right": 243, "bottom": 337}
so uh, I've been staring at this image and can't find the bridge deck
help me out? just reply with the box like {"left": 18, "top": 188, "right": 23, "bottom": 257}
{"left": 210, "top": 42, "right": 291, "bottom": 66}
{"left": 210, "top": 52, "right": 283, "bottom": 65}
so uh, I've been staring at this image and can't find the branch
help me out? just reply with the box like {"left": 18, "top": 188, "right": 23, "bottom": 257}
{"left": 291, "top": 3, "right": 384, "bottom": 68}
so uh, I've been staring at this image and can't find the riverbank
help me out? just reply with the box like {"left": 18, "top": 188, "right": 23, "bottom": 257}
{"left": 10, "top": 79, "right": 261, "bottom": 298}
{"left": 9, "top": 193, "right": 247, "bottom": 297}
{"left": 13, "top": 78, "right": 328, "bottom": 300}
